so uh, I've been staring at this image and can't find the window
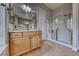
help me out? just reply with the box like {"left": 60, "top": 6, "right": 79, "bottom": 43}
{"left": 0, "top": 5, "right": 6, "bottom": 47}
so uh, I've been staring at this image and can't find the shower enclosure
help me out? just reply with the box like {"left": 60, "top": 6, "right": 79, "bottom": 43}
{"left": 52, "top": 14, "right": 72, "bottom": 45}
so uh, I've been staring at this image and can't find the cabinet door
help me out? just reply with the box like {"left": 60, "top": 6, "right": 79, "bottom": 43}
{"left": 31, "top": 35, "right": 38, "bottom": 49}
{"left": 37, "top": 32, "right": 42, "bottom": 45}
{"left": 23, "top": 37, "right": 30, "bottom": 52}
{"left": 31, "top": 35, "right": 41, "bottom": 49}
{"left": 10, "top": 38, "right": 24, "bottom": 55}
{"left": 36, "top": 35, "right": 41, "bottom": 46}
{"left": 10, "top": 37, "right": 30, "bottom": 55}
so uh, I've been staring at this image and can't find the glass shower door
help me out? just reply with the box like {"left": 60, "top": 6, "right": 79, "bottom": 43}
{"left": 56, "top": 16, "right": 72, "bottom": 45}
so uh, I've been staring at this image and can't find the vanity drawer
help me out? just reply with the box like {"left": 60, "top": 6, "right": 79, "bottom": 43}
{"left": 36, "top": 31, "right": 42, "bottom": 35}
{"left": 10, "top": 32, "right": 22, "bottom": 38}
{"left": 23, "top": 32, "right": 37, "bottom": 37}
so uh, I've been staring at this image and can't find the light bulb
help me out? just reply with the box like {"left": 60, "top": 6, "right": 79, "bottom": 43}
{"left": 22, "top": 5, "right": 26, "bottom": 10}
{"left": 55, "top": 19, "right": 58, "bottom": 23}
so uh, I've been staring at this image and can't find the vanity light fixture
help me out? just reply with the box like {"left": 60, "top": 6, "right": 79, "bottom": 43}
{"left": 26, "top": 6, "right": 31, "bottom": 12}
{"left": 22, "top": 5, "right": 31, "bottom": 13}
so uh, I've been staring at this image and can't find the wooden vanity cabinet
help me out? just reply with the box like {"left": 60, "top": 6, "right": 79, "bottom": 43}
{"left": 9, "top": 31, "right": 42, "bottom": 56}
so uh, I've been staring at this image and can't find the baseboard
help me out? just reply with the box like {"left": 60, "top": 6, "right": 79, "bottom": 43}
{"left": 41, "top": 38, "right": 72, "bottom": 49}
{"left": 48, "top": 39, "right": 72, "bottom": 48}
{"left": 72, "top": 48, "right": 78, "bottom": 52}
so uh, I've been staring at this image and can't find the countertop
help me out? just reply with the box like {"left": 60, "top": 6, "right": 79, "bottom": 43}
{"left": 9, "top": 29, "right": 41, "bottom": 32}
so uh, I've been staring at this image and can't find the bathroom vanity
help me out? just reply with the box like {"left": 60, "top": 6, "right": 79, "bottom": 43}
{"left": 8, "top": 4, "right": 42, "bottom": 56}
{"left": 9, "top": 30, "right": 42, "bottom": 56}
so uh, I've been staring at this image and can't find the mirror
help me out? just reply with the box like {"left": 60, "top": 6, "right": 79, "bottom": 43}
{"left": 9, "top": 3, "right": 37, "bottom": 31}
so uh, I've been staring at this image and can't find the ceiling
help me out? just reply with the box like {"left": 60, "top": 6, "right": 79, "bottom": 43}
{"left": 44, "top": 3, "right": 64, "bottom": 10}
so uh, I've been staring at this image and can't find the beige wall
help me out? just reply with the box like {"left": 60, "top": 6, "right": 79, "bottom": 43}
{"left": 37, "top": 4, "right": 52, "bottom": 40}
